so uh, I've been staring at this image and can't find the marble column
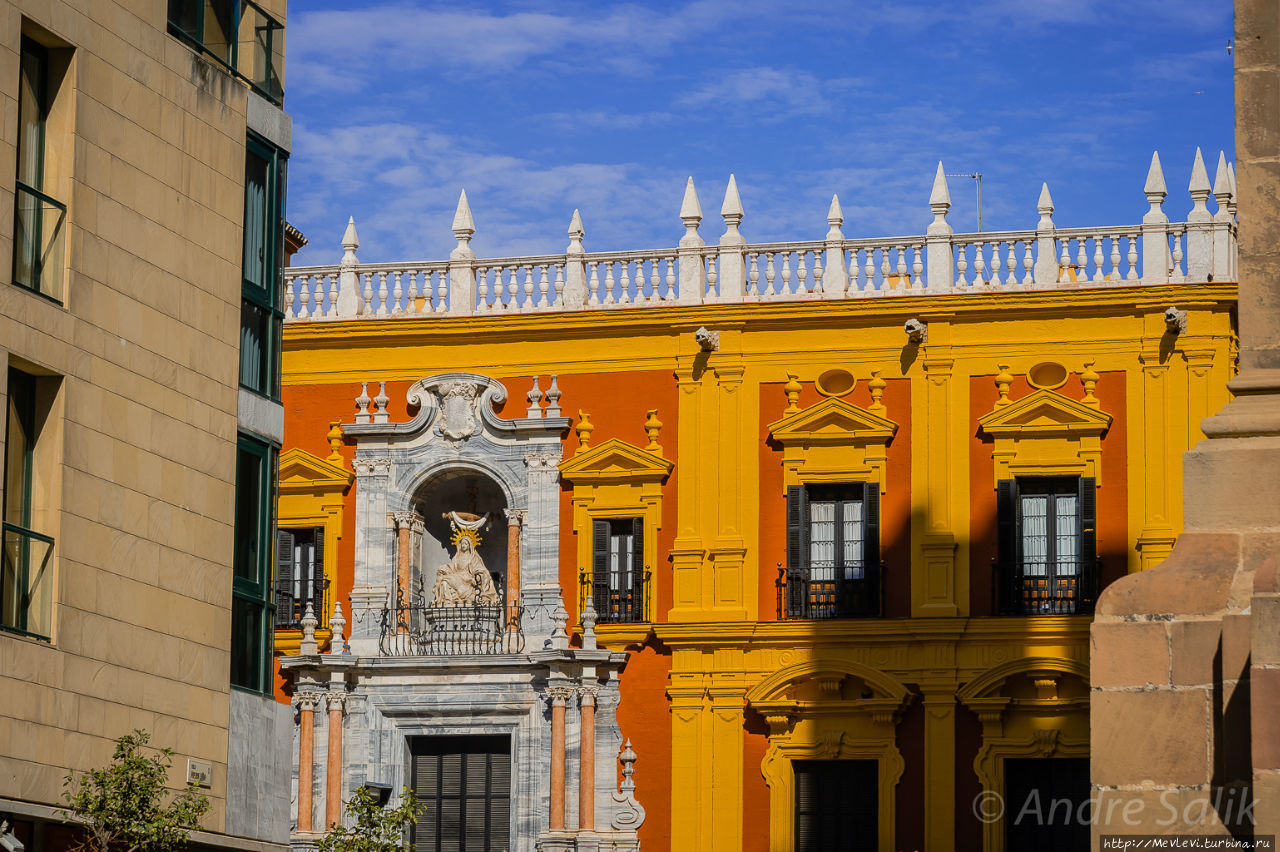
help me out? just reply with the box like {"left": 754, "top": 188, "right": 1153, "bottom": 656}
{"left": 504, "top": 508, "right": 526, "bottom": 629}
{"left": 325, "top": 691, "right": 346, "bottom": 827}
{"left": 578, "top": 686, "right": 598, "bottom": 831}
{"left": 548, "top": 685, "right": 572, "bottom": 831}
{"left": 296, "top": 693, "right": 319, "bottom": 833}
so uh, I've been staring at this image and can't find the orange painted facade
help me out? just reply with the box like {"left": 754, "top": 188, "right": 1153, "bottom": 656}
{"left": 276, "top": 282, "right": 1235, "bottom": 851}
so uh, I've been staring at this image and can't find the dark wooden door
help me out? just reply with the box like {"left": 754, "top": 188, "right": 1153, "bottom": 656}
{"left": 1004, "top": 757, "right": 1089, "bottom": 851}
{"left": 793, "top": 759, "right": 878, "bottom": 851}
{"left": 411, "top": 735, "right": 511, "bottom": 852}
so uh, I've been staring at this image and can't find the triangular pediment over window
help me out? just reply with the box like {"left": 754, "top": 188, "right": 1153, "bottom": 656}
{"left": 558, "top": 438, "right": 673, "bottom": 485}
{"left": 278, "top": 447, "right": 355, "bottom": 494}
{"left": 767, "top": 397, "right": 898, "bottom": 446}
{"left": 978, "top": 389, "right": 1111, "bottom": 439}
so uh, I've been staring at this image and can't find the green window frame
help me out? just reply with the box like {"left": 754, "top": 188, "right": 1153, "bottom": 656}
{"left": 232, "top": 434, "right": 277, "bottom": 693}
{"left": 166, "top": 0, "right": 285, "bottom": 104}
{"left": 2, "top": 368, "right": 55, "bottom": 639}
{"left": 13, "top": 36, "right": 66, "bottom": 303}
{"left": 240, "top": 134, "right": 287, "bottom": 401}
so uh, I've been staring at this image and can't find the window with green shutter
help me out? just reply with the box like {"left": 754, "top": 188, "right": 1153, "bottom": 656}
{"left": 232, "top": 435, "right": 277, "bottom": 692}
{"left": 782, "top": 483, "right": 881, "bottom": 619}
{"left": 240, "top": 134, "right": 287, "bottom": 401}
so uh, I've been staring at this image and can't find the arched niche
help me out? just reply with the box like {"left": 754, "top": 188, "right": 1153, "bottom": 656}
{"left": 413, "top": 467, "right": 509, "bottom": 595}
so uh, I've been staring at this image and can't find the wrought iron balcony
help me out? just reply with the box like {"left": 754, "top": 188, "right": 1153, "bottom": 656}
{"left": 274, "top": 577, "right": 330, "bottom": 631}
{"left": 580, "top": 568, "right": 651, "bottom": 625}
{"left": 994, "top": 558, "right": 1100, "bottom": 616}
{"left": 379, "top": 580, "right": 524, "bottom": 656}
{"left": 776, "top": 562, "right": 885, "bottom": 620}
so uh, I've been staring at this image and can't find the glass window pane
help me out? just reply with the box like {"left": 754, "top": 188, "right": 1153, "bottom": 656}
{"left": 202, "top": 0, "right": 237, "bottom": 65}
{"left": 809, "top": 500, "right": 835, "bottom": 579}
{"left": 167, "top": 0, "right": 201, "bottom": 41}
{"left": 1021, "top": 494, "right": 1049, "bottom": 575}
{"left": 1054, "top": 494, "right": 1080, "bottom": 574}
{"left": 239, "top": 299, "right": 268, "bottom": 393}
{"left": 17, "top": 40, "right": 46, "bottom": 190}
{"left": 234, "top": 445, "right": 263, "bottom": 582}
{"left": 5, "top": 383, "right": 32, "bottom": 529}
{"left": 230, "top": 596, "right": 262, "bottom": 689}
{"left": 842, "top": 499, "right": 863, "bottom": 578}
{"left": 243, "top": 148, "right": 269, "bottom": 292}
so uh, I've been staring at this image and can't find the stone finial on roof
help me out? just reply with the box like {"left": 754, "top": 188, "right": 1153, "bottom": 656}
{"left": 1143, "top": 152, "right": 1168, "bottom": 223}
{"left": 299, "top": 602, "right": 319, "bottom": 655}
{"left": 1212, "top": 151, "right": 1233, "bottom": 222}
{"left": 328, "top": 601, "right": 346, "bottom": 652}
{"left": 928, "top": 162, "right": 951, "bottom": 236}
{"left": 545, "top": 375, "right": 562, "bottom": 418}
{"left": 1227, "top": 161, "right": 1238, "bottom": 219}
{"left": 720, "top": 174, "right": 745, "bottom": 245}
{"left": 451, "top": 190, "right": 476, "bottom": 259}
{"left": 826, "top": 194, "right": 844, "bottom": 241}
{"left": 680, "top": 177, "right": 704, "bottom": 248}
{"left": 1037, "top": 183, "right": 1055, "bottom": 229}
{"left": 580, "top": 593, "right": 598, "bottom": 650}
{"left": 567, "top": 209, "right": 585, "bottom": 254}
{"left": 1188, "top": 147, "right": 1212, "bottom": 221}
{"left": 340, "top": 217, "right": 359, "bottom": 267}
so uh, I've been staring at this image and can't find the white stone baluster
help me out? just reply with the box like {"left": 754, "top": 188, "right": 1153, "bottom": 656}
{"left": 538, "top": 265, "right": 550, "bottom": 308}
{"left": 1141, "top": 152, "right": 1170, "bottom": 285}
{"left": 1170, "top": 227, "right": 1185, "bottom": 283}
{"left": 284, "top": 276, "right": 297, "bottom": 318}
{"left": 879, "top": 246, "right": 891, "bottom": 289}
{"left": 1075, "top": 241, "right": 1088, "bottom": 284}
{"left": 778, "top": 252, "right": 791, "bottom": 296}
{"left": 926, "top": 162, "right": 954, "bottom": 291}
{"left": 1058, "top": 239, "right": 1071, "bottom": 284}
{"left": 1126, "top": 236, "right": 1139, "bottom": 281}
{"left": 746, "top": 253, "right": 759, "bottom": 298}
{"left": 705, "top": 254, "right": 717, "bottom": 296}
{"left": 587, "top": 262, "right": 600, "bottom": 306}
{"left": 649, "top": 259, "right": 661, "bottom": 302}
{"left": 1092, "top": 238, "right": 1105, "bottom": 283}
{"left": 326, "top": 274, "right": 338, "bottom": 317}
{"left": 849, "top": 248, "right": 861, "bottom": 294}
{"left": 895, "top": 245, "right": 908, "bottom": 290}
{"left": 604, "top": 263, "right": 616, "bottom": 305}
{"left": 665, "top": 257, "right": 676, "bottom": 300}
{"left": 955, "top": 244, "right": 969, "bottom": 288}
{"left": 974, "top": 242, "right": 988, "bottom": 286}
{"left": 913, "top": 245, "right": 924, "bottom": 289}
{"left": 476, "top": 267, "right": 490, "bottom": 312}
{"left": 765, "top": 252, "right": 777, "bottom": 296}
{"left": 813, "top": 249, "right": 824, "bottom": 296}
{"left": 553, "top": 264, "right": 565, "bottom": 307}
{"left": 619, "top": 262, "right": 632, "bottom": 304}
{"left": 1004, "top": 242, "right": 1018, "bottom": 287}
{"left": 864, "top": 249, "right": 875, "bottom": 292}
{"left": 794, "top": 251, "right": 807, "bottom": 294}
{"left": 362, "top": 272, "right": 374, "bottom": 315}
{"left": 391, "top": 270, "right": 404, "bottom": 315}
{"left": 1021, "top": 241, "right": 1034, "bottom": 285}
{"left": 522, "top": 264, "right": 534, "bottom": 308}
{"left": 298, "top": 275, "right": 312, "bottom": 319}
{"left": 1110, "top": 236, "right": 1122, "bottom": 282}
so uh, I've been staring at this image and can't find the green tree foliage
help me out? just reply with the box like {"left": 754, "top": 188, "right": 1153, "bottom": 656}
{"left": 317, "top": 787, "right": 425, "bottom": 852}
{"left": 61, "top": 730, "right": 210, "bottom": 852}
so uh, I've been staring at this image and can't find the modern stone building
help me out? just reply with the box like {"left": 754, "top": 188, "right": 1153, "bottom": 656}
{"left": 0, "top": 1, "right": 292, "bottom": 850}
{"left": 277, "top": 154, "right": 1238, "bottom": 850}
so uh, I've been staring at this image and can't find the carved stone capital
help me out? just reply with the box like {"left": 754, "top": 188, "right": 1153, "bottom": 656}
{"left": 390, "top": 511, "right": 419, "bottom": 530}
{"left": 578, "top": 685, "right": 599, "bottom": 707}
{"left": 294, "top": 692, "right": 322, "bottom": 712}
{"left": 326, "top": 691, "right": 348, "bottom": 713}
{"left": 547, "top": 685, "right": 575, "bottom": 705}
{"left": 504, "top": 508, "right": 528, "bottom": 526}
{"left": 353, "top": 456, "right": 392, "bottom": 476}
{"left": 524, "top": 452, "right": 561, "bottom": 471}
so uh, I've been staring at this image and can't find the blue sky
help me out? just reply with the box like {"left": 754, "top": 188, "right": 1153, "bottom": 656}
{"left": 284, "top": 0, "right": 1233, "bottom": 267}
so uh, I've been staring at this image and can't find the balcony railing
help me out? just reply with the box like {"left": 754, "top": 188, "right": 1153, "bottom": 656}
{"left": 283, "top": 151, "right": 1237, "bottom": 323}
{"left": 777, "top": 562, "right": 885, "bottom": 620}
{"left": 274, "top": 577, "right": 330, "bottom": 630}
{"left": 379, "top": 580, "right": 524, "bottom": 656}
{"left": 580, "top": 568, "right": 651, "bottom": 625}
{"left": 994, "top": 558, "right": 1100, "bottom": 616}
{"left": 1, "top": 522, "right": 55, "bottom": 640}
{"left": 13, "top": 181, "right": 66, "bottom": 303}
{"left": 167, "top": 0, "right": 284, "bottom": 105}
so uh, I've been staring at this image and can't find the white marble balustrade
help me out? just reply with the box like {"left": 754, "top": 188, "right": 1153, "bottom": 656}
{"left": 283, "top": 149, "right": 1237, "bottom": 322}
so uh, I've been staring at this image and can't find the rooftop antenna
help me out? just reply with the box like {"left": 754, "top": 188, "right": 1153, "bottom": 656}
{"left": 946, "top": 172, "right": 983, "bottom": 232}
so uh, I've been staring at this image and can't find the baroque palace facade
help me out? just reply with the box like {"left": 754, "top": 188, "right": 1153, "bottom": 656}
{"left": 277, "top": 157, "right": 1237, "bottom": 852}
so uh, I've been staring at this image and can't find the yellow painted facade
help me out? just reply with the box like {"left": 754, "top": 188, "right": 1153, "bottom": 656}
{"left": 282, "top": 281, "right": 1235, "bottom": 851}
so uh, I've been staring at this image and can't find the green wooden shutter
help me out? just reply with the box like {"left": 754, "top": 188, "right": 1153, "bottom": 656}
{"left": 592, "top": 519, "right": 610, "bottom": 578}
{"left": 862, "top": 482, "right": 881, "bottom": 615}
{"left": 996, "top": 479, "right": 1018, "bottom": 614}
{"left": 630, "top": 516, "right": 646, "bottom": 621}
{"left": 786, "top": 485, "right": 809, "bottom": 617}
{"left": 1078, "top": 476, "right": 1097, "bottom": 608}
{"left": 275, "top": 528, "right": 293, "bottom": 590}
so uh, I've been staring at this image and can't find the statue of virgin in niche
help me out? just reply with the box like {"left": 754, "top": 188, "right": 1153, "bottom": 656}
{"left": 430, "top": 512, "right": 500, "bottom": 606}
